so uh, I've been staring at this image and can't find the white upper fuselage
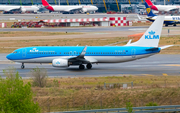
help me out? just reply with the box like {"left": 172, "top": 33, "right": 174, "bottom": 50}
{"left": 146, "top": 16, "right": 180, "bottom": 25}
{"left": 0, "top": 5, "right": 20, "bottom": 12}
{"left": 21, "top": 6, "right": 40, "bottom": 12}
{"left": 153, "top": 5, "right": 180, "bottom": 11}
{"left": 51, "top": 5, "right": 83, "bottom": 12}
{"left": 0, "top": 5, "right": 40, "bottom": 12}
{"left": 49, "top": 5, "right": 98, "bottom": 12}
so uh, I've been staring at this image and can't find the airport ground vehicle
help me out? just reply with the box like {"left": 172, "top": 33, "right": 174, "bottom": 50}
{"left": 11, "top": 21, "right": 44, "bottom": 28}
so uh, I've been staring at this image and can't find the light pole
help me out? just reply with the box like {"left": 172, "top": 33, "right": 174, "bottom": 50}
{"left": 164, "top": 0, "right": 166, "bottom": 5}
{"left": 59, "top": 0, "right": 60, "bottom": 5}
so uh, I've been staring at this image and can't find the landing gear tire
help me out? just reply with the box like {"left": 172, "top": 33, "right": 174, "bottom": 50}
{"left": 79, "top": 65, "right": 85, "bottom": 70}
{"left": 165, "top": 24, "right": 168, "bottom": 27}
{"left": 173, "top": 24, "right": 176, "bottom": 26}
{"left": 21, "top": 63, "right": 25, "bottom": 69}
{"left": 86, "top": 63, "right": 92, "bottom": 69}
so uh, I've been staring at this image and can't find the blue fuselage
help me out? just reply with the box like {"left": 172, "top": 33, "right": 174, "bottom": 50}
{"left": 6, "top": 46, "right": 161, "bottom": 64}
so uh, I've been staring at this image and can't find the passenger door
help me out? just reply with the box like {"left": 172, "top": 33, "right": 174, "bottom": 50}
{"left": 131, "top": 49, "right": 136, "bottom": 58}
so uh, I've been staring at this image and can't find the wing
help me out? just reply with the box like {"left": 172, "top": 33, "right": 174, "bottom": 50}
{"left": 4, "top": 7, "right": 21, "bottom": 12}
{"left": 66, "top": 46, "right": 97, "bottom": 64}
{"left": 164, "top": 8, "right": 178, "bottom": 12}
{"left": 64, "top": 7, "right": 82, "bottom": 12}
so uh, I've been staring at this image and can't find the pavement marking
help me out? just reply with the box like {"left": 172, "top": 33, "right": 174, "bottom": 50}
{"left": 141, "top": 74, "right": 155, "bottom": 76}
{"left": 164, "top": 64, "right": 180, "bottom": 67}
{"left": 162, "top": 73, "right": 168, "bottom": 76}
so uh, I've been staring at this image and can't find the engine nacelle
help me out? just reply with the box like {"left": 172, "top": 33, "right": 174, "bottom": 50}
{"left": 82, "top": 8, "right": 87, "bottom": 13}
{"left": 52, "top": 59, "right": 68, "bottom": 67}
{"left": 21, "top": 8, "right": 26, "bottom": 13}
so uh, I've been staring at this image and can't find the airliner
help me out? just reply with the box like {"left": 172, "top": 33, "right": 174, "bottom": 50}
{"left": 6, "top": 17, "right": 172, "bottom": 70}
{"left": 42, "top": 0, "right": 98, "bottom": 14}
{"left": 146, "top": 0, "right": 180, "bottom": 11}
{"left": 145, "top": 2, "right": 180, "bottom": 26}
{"left": 0, "top": 5, "right": 41, "bottom": 14}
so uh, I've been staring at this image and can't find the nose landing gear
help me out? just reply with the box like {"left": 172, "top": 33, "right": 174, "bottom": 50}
{"left": 21, "top": 63, "right": 25, "bottom": 69}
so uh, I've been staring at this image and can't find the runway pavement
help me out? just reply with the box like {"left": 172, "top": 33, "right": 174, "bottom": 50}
{"left": 0, "top": 26, "right": 148, "bottom": 32}
{"left": 0, "top": 13, "right": 139, "bottom": 21}
{"left": 0, "top": 54, "right": 179, "bottom": 78}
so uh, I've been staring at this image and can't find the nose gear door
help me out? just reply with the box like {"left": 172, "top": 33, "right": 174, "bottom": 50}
{"left": 22, "top": 49, "right": 26, "bottom": 58}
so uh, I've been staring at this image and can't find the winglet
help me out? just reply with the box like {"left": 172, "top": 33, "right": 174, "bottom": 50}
{"left": 78, "top": 45, "right": 87, "bottom": 58}
{"left": 160, "top": 45, "right": 173, "bottom": 50}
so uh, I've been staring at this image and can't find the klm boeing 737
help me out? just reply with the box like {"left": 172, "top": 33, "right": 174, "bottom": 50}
{"left": 6, "top": 17, "right": 173, "bottom": 70}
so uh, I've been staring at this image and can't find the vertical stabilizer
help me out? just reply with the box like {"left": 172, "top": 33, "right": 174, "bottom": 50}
{"left": 42, "top": 0, "right": 50, "bottom": 6}
{"left": 146, "top": 0, "right": 153, "bottom": 6}
{"left": 125, "top": 16, "right": 164, "bottom": 47}
{"left": 145, "top": 2, "right": 157, "bottom": 17}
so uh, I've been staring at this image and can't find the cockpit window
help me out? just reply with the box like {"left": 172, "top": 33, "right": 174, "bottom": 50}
{"left": 13, "top": 51, "right": 17, "bottom": 54}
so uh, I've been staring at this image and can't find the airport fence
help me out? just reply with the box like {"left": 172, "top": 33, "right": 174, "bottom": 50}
{"left": 49, "top": 105, "right": 180, "bottom": 113}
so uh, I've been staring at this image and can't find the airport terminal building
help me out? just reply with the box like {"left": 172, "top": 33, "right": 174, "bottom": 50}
{"left": 0, "top": 0, "right": 180, "bottom": 12}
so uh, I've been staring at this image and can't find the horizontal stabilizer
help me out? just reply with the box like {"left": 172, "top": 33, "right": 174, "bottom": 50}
{"left": 160, "top": 45, "right": 173, "bottom": 50}
{"left": 126, "top": 39, "right": 132, "bottom": 45}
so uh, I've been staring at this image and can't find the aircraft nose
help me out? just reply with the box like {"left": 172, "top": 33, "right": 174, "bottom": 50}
{"left": 6, "top": 54, "right": 12, "bottom": 60}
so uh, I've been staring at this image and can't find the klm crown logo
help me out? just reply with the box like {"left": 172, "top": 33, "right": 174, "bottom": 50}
{"left": 145, "top": 30, "right": 159, "bottom": 39}
{"left": 56, "top": 61, "right": 60, "bottom": 65}
{"left": 148, "top": 31, "right": 155, "bottom": 35}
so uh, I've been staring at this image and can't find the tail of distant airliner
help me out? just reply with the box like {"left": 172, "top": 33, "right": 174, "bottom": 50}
{"left": 42, "top": 0, "right": 50, "bottom": 6}
{"left": 41, "top": 0, "right": 54, "bottom": 11}
{"left": 146, "top": 0, "right": 153, "bottom": 6}
{"left": 145, "top": 2, "right": 157, "bottom": 17}
{"left": 126, "top": 16, "right": 164, "bottom": 47}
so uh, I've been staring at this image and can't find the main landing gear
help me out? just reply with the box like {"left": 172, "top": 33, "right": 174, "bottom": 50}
{"left": 79, "top": 63, "right": 92, "bottom": 70}
{"left": 86, "top": 63, "right": 92, "bottom": 69}
{"left": 21, "top": 63, "right": 25, "bottom": 69}
{"left": 79, "top": 64, "right": 85, "bottom": 70}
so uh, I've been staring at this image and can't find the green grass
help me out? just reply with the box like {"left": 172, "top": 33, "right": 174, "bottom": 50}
{"left": 25, "top": 76, "right": 180, "bottom": 112}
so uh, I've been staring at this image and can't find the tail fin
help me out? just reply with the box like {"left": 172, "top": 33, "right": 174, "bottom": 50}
{"left": 125, "top": 16, "right": 164, "bottom": 47}
{"left": 145, "top": 0, "right": 153, "bottom": 6}
{"left": 42, "top": 0, "right": 49, "bottom": 6}
{"left": 145, "top": 2, "right": 157, "bottom": 17}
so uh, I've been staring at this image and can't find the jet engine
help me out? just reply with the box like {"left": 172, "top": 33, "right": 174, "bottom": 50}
{"left": 52, "top": 59, "right": 68, "bottom": 67}
{"left": 21, "top": 8, "right": 26, "bottom": 13}
{"left": 82, "top": 8, "right": 87, "bottom": 13}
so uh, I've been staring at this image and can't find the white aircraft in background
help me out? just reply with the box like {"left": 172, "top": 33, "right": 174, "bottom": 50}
{"left": 42, "top": 0, "right": 98, "bottom": 14}
{"left": 145, "top": 2, "right": 180, "bottom": 26}
{"left": 0, "top": 5, "right": 41, "bottom": 14}
{"left": 146, "top": 0, "right": 180, "bottom": 11}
